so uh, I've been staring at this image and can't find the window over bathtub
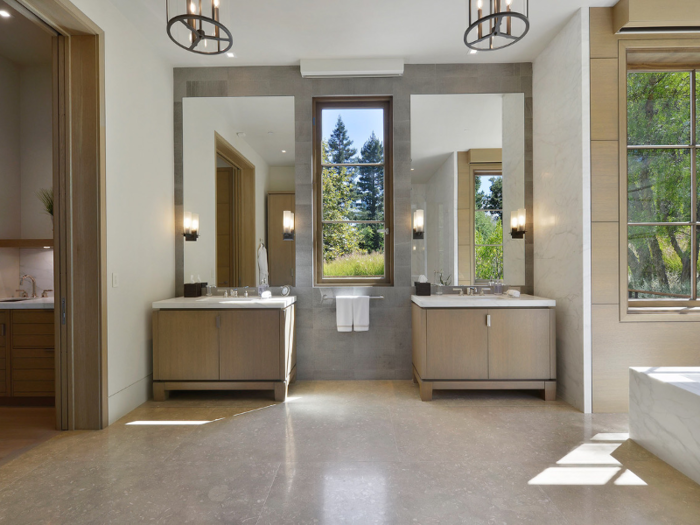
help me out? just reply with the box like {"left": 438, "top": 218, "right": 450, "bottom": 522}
{"left": 625, "top": 64, "right": 700, "bottom": 309}
{"left": 313, "top": 97, "right": 393, "bottom": 286}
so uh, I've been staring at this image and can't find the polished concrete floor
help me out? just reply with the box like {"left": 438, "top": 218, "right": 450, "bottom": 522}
{"left": 0, "top": 381, "right": 699, "bottom": 524}
{"left": 0, "top": 407, "right": 58, "bottom": 467}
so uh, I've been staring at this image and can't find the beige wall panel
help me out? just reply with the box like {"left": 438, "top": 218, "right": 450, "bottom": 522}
{"left": 591, "top": 141, "right": 619, "bottom": 222}
{"left": 590, "top": 8, "right": 618, "bottom": 59}
{"left": 592, "top": 223, "right": 619, "bottom": 305}
{"left": 458, "top": 173, "right": 471, "bottom": 210}
{"left": 458, "top": 245, "right": 472, "bottom": 285}
{"left": 591, "top": 59, "right": 619, "bottom": 141}
{"left": 458, "top": 209, "right": 470, "bottom": 246}
{"left": 592, "top": 304, "right": 700, "bottom": 412}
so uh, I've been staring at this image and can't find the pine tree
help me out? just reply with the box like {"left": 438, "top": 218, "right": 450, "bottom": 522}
{"left": 321, "top": 133, "right": 360, "bottom": 261}
{"left": 356, "top": 132, "right": 384, "bottom": 253}
{"left": 327, "top": 115, "right": 357, "bottom": 164}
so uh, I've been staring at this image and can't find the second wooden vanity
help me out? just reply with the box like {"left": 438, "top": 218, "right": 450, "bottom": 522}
{"left": 412, "top": 294, "right": 556, "bottom": 401}
{"left": 152, "top": 296, "right": 296, "bottom": 401}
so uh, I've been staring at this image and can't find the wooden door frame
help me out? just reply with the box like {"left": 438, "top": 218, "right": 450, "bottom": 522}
{"left": 15, "top": 0, "right": 108, "bottom": 430}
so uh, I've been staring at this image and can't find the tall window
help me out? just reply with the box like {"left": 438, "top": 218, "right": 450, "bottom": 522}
{"left": 627, "top": 70, "right": 699, "bottom": 305}
{"left": 313, "top": 98, "right": 393, "bottom": 286}
{"left": 474, "top": 170, "right": 504, "bottom": 281}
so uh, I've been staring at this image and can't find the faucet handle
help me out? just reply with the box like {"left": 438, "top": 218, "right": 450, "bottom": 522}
{"left": 41, "top": 289, "right": 53, "bottom": 298}
{"left": 15, "top": 289, "right": 28, "bottom": 298}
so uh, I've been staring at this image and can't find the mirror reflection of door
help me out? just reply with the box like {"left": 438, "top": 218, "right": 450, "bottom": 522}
{"left": 216, "top": 156, "right": 237, "bottom": 287}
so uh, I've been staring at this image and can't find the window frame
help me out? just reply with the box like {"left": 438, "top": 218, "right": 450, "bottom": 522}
{"left": 620, "top": 40, "right": 700, "bottom": 318}
{"left": 473, "top": 167, "right": 504, "bottom": 284}
{"left": 312, "top": 96, "right": 394, "bottom": 287}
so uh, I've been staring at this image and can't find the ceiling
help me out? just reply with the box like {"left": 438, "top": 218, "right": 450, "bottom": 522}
{"left": 411, "top": 94, "right": 503, "bottom": 183}
{"left": 187, "top": 97, "right": 295, "bottom": 167}
{"left": 114, "top": 0, "right": 617, "bottom": 68}
{"left": 0, "top": 1, "right": 53, "bottom": 66}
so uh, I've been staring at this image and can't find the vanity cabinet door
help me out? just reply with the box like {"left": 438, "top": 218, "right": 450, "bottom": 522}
{"left": 426, "top": 309, "right": 488, "bottom": 380}
{"left": 219, "top": 310, "right": 280, "bottom": 380}
{"left": 155, "top": 311, "right": 220, "bottom": 380}
{"left": 487, "top": 309, "right": 551, "bottom": 380}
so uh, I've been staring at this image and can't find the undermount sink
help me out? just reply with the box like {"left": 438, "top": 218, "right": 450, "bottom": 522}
{"left": 0, "top": 298, "right": 32, "bottom": 303}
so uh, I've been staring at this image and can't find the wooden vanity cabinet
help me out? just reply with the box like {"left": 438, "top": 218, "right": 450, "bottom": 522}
{"left": 412, "top": 304, "right": 556, "bottom": 401}
{"left": 153, "top": 305, "right": 296, "bottom": 401}
{"left": 0, "top": 309, "right": 55, "bottom": 404}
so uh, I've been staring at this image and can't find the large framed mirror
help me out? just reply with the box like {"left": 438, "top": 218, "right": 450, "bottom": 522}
{"left": 182, "top": 96, "right": 295, "bottom": 288}
{"left": 410, "top": 94, "right": 526, "bottom": 287}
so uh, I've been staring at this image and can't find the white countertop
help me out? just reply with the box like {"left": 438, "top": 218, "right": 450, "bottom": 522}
{"left": 153, "top": 296, "right": 297, "bottom": 310}
{"left": 0, "top": 297, "right": 55, "bottom": 310}
{"left": 411, "top": 294, "right": 555, "bottom": 308}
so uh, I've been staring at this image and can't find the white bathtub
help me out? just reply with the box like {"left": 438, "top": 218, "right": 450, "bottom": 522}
{"left": 630, "top": 367, "right": 700, "bottom": 485}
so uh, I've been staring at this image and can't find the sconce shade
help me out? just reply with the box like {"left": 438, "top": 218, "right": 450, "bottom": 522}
{"left": 413, "top": 209, "right": 425, "bottom": 240}
{"left": 283, "top": 210, "right": 295, "bottom": 241}
{"left": 183, "top": 210, "right": 200, "bottom": 241}
{"left": 510, "top": 208, "right": 526, "bottom": 239}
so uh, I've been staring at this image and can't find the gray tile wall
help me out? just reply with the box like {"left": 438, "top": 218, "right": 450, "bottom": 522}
{"left": 173, "top": 63, "right": 533, "bottom": 380}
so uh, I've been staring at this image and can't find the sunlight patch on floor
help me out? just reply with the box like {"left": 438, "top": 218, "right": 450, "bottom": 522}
{"left": 529, "top": 433, "right": 647, "bottom": 486}
{"left": 126, "top": 418, "right": 225, "bottom": 426}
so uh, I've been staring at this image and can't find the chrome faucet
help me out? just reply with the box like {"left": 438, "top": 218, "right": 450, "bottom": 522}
{"left": 467, "top": 287, "right": 478, "bottom": 296}
{"left": 244, "top": 286, "right": 249, "bottom": 298}
{"left": 20, "top": 275, "right": 37, "bottom": 298}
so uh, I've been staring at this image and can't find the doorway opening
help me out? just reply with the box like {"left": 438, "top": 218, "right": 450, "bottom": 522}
{"left": 0, "top": 0, "right": 108, "bottom": 453}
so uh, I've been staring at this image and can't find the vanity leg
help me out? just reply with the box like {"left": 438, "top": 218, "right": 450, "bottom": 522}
{"left": 419, "top": 381, "right": 433, "bottom": 402}
{"left": 274, "top": 381, "right": 288, "bottom": 402}
{"left": 544, "top": 381, "right": 556, "bottom": 402}
{"left": 153, "top": 383, "right": 169, "bottom": 402}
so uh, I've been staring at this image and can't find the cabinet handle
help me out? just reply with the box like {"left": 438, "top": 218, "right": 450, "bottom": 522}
{"left": 486, "top": 314, "right": 491, "bottom": 327}
{"left": 216, "top": 315, "right": 221, "bottom": 329}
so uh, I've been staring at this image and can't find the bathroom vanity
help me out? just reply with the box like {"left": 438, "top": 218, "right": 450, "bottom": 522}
{"left": 152, "top": 296, "right": 296, "bottom": 401}
{"left": 411, "top": 294, "right": 556, "bottom": 401}
{"left": 0, "top": 299, "right": 56, "bottom": 404}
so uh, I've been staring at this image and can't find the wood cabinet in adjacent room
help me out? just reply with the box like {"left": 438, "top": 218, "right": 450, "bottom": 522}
{"left": 0, "top": 309, "right": 55, "bottom": 404}
{"left": 267, "top": 192, "right": 295, "bottom": 286}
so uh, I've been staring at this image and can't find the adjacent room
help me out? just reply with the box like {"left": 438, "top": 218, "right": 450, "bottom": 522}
{"left": 0, "top": 0, "right": 699, "bottom": 523}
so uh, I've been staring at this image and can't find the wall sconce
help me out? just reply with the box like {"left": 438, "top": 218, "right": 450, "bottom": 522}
{"left": 413, "top": 209, "right": 425, "bottom": 240}
{"left": 183, "top": 211, "right": 200, "bottom": 241}
{"left": 283, "top": 210, "right": 295, "bottom": 241}
{"left": 510, "top": 208, "right": 526, "bottom": 239}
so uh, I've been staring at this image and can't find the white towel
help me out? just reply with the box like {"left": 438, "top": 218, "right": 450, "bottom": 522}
{"left": 336, "top": 296, "right": 354, "bottom": 332}
{"left": 353, "top": 296, "right": 370, "bottom": 332}
{"left": 257, "top": 245, "right": 269, "bottom": 284}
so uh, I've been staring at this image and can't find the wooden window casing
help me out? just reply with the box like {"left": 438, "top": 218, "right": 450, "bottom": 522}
{"left": 313, "top": 97, "right": 394, "bottom": 286}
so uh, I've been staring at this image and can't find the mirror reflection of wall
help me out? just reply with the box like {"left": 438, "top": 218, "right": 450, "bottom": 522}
{"left": 182, "top": 96, "right": 295, "bottom": 288}
{"left": 410, "top": 94, "right": 525, "bottom": 287}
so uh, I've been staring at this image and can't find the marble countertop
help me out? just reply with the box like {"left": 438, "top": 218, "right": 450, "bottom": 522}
{"left": 153, "top": 296, "right": 297, "bottom": 310}
{"left": 411, "top": 294, "right": 556, "bottom": 308}
{"left": 0, "top": 297, "right": 55, "bottom": 310}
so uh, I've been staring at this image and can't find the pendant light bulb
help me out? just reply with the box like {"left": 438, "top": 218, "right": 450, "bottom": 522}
{"left": 214, "top": 0, "right": 219, "bottom": 6}
{"left": 189, "top": 1, "right": 196, "bottom": 14}
{"left": 477, "top": 0, "right": 483, "bottom": 8}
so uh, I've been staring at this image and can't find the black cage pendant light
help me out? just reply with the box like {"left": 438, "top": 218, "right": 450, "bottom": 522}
{"left": 464, "top": 0, "right": 530, "bottom": 52}
{"left": 166, "top": 0, "right": 233, "bottom": 55}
